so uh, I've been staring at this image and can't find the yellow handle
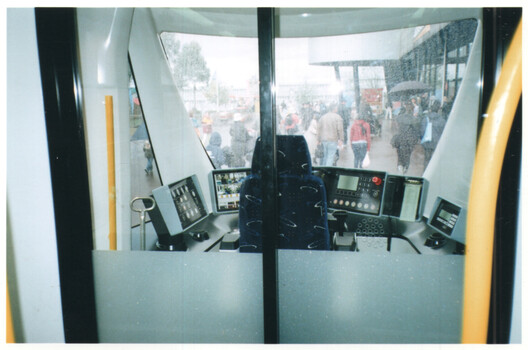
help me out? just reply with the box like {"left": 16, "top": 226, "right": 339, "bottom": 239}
{"left": 462, "top": 18, "right": 522, "bottom": 343}
{"left": 106, "top": 95, "right": 117, "bottom": 250}
{"left": 7, "top": 281, "right": 15, "bottom": 343}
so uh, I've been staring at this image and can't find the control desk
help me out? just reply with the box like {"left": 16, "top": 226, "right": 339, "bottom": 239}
{"left": 138, "top": 168, "right": 463, "bottom": 255}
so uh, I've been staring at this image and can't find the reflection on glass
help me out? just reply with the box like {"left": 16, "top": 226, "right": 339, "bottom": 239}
{"left": 160, "top": 33, "right": 260, "bottom": 169}
{"left": 129, "top": 70, "right": 161, "bottom": 226}
{"left": 275, "top": 19, "right": 477, "bottom": 176}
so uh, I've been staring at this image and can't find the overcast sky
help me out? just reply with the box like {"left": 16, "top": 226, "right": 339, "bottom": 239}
{"left": 166, "top": 33, "right": 340, "bottom": 89}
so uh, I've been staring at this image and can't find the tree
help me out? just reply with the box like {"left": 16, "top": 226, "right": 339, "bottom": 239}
{"left": 172, "top": 41, "right": 210, "bottom": 108}
{"left": 204, "top": 78, "right": 230, "bottom": 110}
{"left": 160, "top": 33, "right": 181, "bottom": 73}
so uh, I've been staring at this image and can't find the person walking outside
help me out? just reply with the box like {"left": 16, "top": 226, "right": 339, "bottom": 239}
{"left": 317, "top": 102, "right": 344, "bottom": 166}
{"left": 304, "top": 115, "right": 319, "bottom": 164}
{"left": 350, "top": 105, "right": 371, "bottom": 168}
{"left": 206, "top": 131, "right": 226, "bottom": 169}
{"left": 391, "top": 100, "right": 420, "bottom": 174}
{"left": 229, "top": 113, "right": 251, "bottom": 167}
{"left": 338, "top": 99, "right": 350, "bottom": 143}
{"left": 420, "top": 99, "right": 446, "bottom": 168}
{"left": 143, "top": 140, "right": 154, "bottom": 175}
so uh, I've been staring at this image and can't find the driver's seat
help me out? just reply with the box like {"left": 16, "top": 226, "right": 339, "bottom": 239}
{"left": 238, "top": 135, "right": 330, "bottom": 252}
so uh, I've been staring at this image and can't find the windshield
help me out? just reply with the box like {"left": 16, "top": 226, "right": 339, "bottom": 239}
{"left": 160, "top": 18, "right": 477, "bottom": 176}
{"left": 160, "top": 32, "right": 260, "bottom": 169}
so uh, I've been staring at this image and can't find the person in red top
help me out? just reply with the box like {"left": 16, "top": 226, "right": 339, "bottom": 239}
{"left": 349, "top": 104, "right": 371, "bottom": 168}
{"left": 284, "top": 112, "right": 300, "bottom": 134}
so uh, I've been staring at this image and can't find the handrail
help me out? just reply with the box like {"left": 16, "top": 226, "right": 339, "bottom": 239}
{"left": 7, "top": 281, "right": 15, "bottom": 343}
{"left": 106, "top": 95, "right": 117, "bottom": 250}
{"left": 461, "top": 18, "right": 522, "bottom": 343}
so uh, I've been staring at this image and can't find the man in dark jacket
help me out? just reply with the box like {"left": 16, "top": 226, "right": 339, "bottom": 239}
{"left": 392, "top": 100, "right": 420, "bottom": 174}
{"left": 206, "top": 132, "right": 226, "bottom": 168}
{"left": 229, "top": 113, "right": 250, "bottom": 167}
{"left": 420, "top": 99, "right": 446, "bottom": 168}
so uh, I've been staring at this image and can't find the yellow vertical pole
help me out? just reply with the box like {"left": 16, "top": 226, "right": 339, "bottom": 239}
{"left": 461, "top": 19, "right": 522, "bottom": 343}
{"left": 7, "top": 281, "right": 15, "bottom": 343}
{"left": 106, "top": 95, "right": 117, "bottom": 250}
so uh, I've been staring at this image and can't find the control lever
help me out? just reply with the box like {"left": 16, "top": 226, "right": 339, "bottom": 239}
{"left": 333, "top": 210, "right": 348, "bottom": 236}
{"left": 130, "top": 197, "right": 156, "bottom": 251}
{"left": 332, "top": 210, "right": 358, "bottom": 252}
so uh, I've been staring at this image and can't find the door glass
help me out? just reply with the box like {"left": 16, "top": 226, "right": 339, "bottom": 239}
{"left": 274, "top": 8, "right": 480, "bottom": 343}
{"left": 92, "top": 8, "right": 264, "bottom": 343}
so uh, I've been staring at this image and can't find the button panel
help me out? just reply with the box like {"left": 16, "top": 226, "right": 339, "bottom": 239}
{"left": 328, "top": 170, "right": 386, "bottom": 215}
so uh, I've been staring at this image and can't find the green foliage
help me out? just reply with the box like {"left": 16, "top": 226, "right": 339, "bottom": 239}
{"left": 172, "top": 41, "right": 210, "bottom": 89}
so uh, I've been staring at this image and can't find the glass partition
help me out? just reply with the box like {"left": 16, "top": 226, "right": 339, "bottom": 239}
{"left": 278, "top": 250, "right": 464, "bottom": 343}
{"left": 95, "top": 8, "right": 483, "bottom": 344}
{"left": 99, "top": 8, "right": 265, "bottom": 343}
{"left": 273, "top": 8, "right": 481, "bottom": 344}
{"left": 93, "top": 251, "right": 263, "bottom": 343}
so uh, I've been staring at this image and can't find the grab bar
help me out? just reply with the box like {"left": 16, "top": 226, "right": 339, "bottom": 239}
{"left": 461, "top": 18, "right": 522, "bottom": 343}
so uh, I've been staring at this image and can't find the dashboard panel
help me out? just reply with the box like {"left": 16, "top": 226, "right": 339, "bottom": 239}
{"left": 314, "top": 167, "right": 427, "bottom": 222}
{"left": 314, "top": 167, "right": 386, "bottom": 216}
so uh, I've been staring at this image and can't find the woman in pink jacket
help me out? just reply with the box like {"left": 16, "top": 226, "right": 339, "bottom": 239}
{"left": 349, "top": 106, "right": 371, "bottom": 168}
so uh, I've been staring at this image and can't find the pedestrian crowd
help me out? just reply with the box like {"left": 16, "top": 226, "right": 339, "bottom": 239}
{"left": 170, "top": 94, "right": 451, "bottom": 174}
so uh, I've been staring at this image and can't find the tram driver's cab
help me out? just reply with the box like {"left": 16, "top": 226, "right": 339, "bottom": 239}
{"left": 129, "top": 9, "right": 478, "bottom": 258}
{"left": 7, "top": 6, "right": 521, "bottom": 345}
{"left": 145, "top": 137, "right": 465, "bottom": 256}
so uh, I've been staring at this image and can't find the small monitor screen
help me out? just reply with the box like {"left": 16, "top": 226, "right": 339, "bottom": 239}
{"left": 169, "top": 177, "right": 207, "bottom": 230}
{"left": 427, "top": 197, "right": 466, "bottom": 244}
{"left": 337, "top": 175, "right": 359, "bottom": 191}
{"left": 429, "top": 199, "right": 462, "bottom": 236}
{"left": 438, "top": 209, "right": 453, "bottom": 222}
{"left": 212, "top": 169, "right": 250, "bottom": 213}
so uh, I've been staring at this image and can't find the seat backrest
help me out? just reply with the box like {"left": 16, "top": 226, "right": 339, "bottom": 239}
{"left": 239, "top": 135, "right": 330, "bottom": 252}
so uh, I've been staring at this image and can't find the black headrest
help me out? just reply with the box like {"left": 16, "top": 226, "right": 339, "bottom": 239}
{"left": 251, "top": 135, "right": 312, "bottom": 176}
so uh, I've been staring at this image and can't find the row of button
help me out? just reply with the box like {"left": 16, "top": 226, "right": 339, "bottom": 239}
{"left": 437, "top": 217, "right": 455, "bottom": 229}
{"left": 336, "top": 189, "right": 380, "bottom": 198}
{"left": 332, "top": 198, "right": 377, "bottom": 211}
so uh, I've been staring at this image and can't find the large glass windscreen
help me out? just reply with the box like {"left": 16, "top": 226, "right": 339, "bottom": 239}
{"left": 160, "top": 32, "right": 260, "bottom": 169}
{"left": 275, "top": 18, "right": 477, "bottom": 176}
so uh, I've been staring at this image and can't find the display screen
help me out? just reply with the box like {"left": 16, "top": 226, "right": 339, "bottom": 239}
{"left": 213, "top": 169, "right": 250, "bottom": 213}
{"left": 170, "top": 177, "right": 207, "bottom": 230}
{"left": 430, "top": 199, "right": 461, "bottom": 236}
{"left": 438, "top": 209, "right": 452, "bottom": 221}
{"left": 337, "top": 175, "right": 359, "bottom": 191}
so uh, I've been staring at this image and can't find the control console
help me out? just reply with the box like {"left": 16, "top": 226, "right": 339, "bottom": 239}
{"left": 317, "top": 168, "right": 386, "bottom": 216}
